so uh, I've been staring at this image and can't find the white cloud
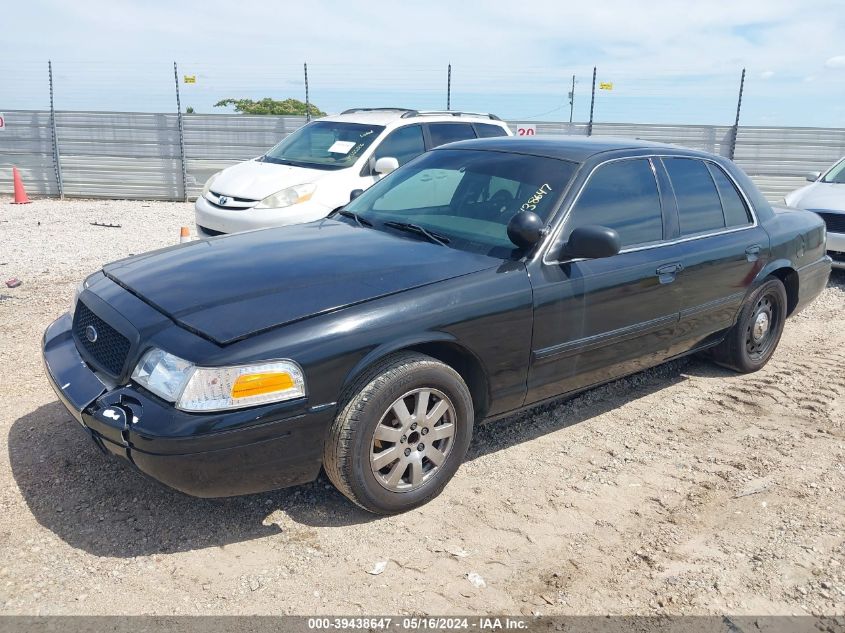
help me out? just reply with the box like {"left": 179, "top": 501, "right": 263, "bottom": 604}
{"left": 825, "top": 55, "right": 845, "bottom": 68}
{"left": 760, "top": 70, "right": 775, "bottom": 79}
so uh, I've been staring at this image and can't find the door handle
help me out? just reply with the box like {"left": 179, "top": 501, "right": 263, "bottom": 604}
{"left": 745, "top": 244, "right": 761, "bottom": 262}
{"left": 656, "top": 262, "right": 683, "bottom": 284}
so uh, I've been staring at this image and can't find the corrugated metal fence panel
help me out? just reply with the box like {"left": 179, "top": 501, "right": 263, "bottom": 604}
{"left": 734, "top": 126, "right": 845, "bottom": 201}
{"left": 183, "top": 114, "right": 306, "bottom": 198}
{"left": 0, "top": 110, "right": 58, "bottom": 196}
{"left": 590, "top": 123, "right": 735, "bottom": 158}
{"left": 55, "top": 111, "right": 183, "bottom": 200}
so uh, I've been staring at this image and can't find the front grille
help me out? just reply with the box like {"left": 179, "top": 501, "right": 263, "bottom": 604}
{"left": 73, "top": 302, "right": 131, "bottom": 376}
{"left": 811, "top": 211, "right": 845, "bottom": 234}
{"left": 207, "top": 191, "right": 257, "bottom": 210}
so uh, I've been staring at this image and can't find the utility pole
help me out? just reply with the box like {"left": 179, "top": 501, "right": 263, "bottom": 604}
{"left": 446, "top": 64, "right": 452, "bottom": 111}
{"left": 568, "top": 74, "right": 576, "bottom": 124}
{"left": 173, "top": 61, "right": 188, "bottom": 202}
{"left": 587, "top": 67, "right": 597, "bottom": 136}
{"left": 48, "top": 60, "right": 64, "bottom": 199}
{"left": 304, "top": 63, "right": 311, "bottom": 122}
{"left": 729, "top": 67, "right": 746, "bottom": 160}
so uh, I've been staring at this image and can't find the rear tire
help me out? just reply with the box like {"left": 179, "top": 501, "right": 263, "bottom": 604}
{"left": 708, "top": 277, "right": 787, "bottom": 373}
{"left": 323, "top": 352, "right": 474, "bottom": 514}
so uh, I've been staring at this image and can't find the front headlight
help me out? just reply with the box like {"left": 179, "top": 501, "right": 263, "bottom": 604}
{"left": 131, "top": 348, "right": 306, "bottom": 412}
{"left": 255, "top": 183, "right": 316, "bottom": 209}
{"left": 202, "top": 171, "right": 222, "bottom": 197}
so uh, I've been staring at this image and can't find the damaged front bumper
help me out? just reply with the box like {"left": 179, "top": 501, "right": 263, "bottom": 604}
{"left": 42, "top": 314, "right": 333, "bottom": 497}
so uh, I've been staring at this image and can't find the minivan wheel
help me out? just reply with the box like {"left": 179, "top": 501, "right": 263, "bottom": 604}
{"left": 323, "top": 352, "right": 474, "bottom": 514}
{"left": 708, "top": 277, "right": 787, "bottom": 373}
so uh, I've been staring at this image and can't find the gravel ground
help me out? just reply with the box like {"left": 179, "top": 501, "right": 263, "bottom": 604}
{"left": 0, "top": 197, "right": 843, "bottom": 616}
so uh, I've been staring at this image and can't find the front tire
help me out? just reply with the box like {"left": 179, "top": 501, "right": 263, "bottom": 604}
{"left": 708, "top": 277, "right": 787, "bottom": 373}
{"left": 323, "top": 352, "right": 474, "bottom": 514}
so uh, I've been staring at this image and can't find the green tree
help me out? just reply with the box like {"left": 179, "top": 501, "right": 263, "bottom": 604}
{"left": 213, "top": 97, "right": 326, "bottom": 117}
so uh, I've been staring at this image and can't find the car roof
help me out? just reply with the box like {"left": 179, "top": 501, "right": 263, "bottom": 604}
{"left": 439, "top": 135, "right": 704, "bottom": 163}
{"left": 319, "top": 109, "right": 507, "bottom": 127}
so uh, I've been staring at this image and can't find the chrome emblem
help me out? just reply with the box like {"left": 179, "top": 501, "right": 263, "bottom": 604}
{"left": 85, "top": 325, "right": 98, "bottom": 343}
{"left": 218, "top": 196, "right": 229, "bottom": 205}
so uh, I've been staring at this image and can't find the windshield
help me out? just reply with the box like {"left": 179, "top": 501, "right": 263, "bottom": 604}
{"left": 822, "top": 158, "right": 845, "bottom": 184}
{"left": 342, "top": 149, "right": 578, "bottom": 258}
{"left": 263, "top": 121, "right": 385, "bottom": 170}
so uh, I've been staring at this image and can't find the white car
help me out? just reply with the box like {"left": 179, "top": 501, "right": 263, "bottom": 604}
{"left": 784, "top": 157, "right": 845, "bottom": 269}
{"left": 195, "top": 108, "right": 511, "bottom": 236}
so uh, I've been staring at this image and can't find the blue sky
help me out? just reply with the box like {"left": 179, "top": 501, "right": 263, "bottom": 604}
{"left": 1, "top": 0, "right": 843, "bottom": 126}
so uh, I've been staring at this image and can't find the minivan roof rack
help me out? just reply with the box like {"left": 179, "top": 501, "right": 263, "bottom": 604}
{"left": 401, "top": 110, "right": 502, "bottom": 121}
{"left": 340, "top": 107, "right": 416, "bottom": 115}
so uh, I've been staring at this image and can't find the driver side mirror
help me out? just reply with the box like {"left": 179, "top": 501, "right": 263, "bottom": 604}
{"left": 558, "top": 225, "right": 621, "bottom": 260}
{"left": 806, "top": 171, "right": 821, "bottom": 182}
{"left": 374, "top": 156, "right": 399, "bottom": 176}
{"left": 349, "top": 188, "right": 364, "bottom": 202}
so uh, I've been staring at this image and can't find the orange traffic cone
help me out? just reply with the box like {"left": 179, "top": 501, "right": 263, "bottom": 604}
{"left": 179, "top": 226, "right": 190, "bottom": 243}
{"left": 11, "top": 167, "right": 31, "bottom": 204}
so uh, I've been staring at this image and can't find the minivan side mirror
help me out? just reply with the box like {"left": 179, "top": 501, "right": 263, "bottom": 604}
{"left": 806, "top": 171, "right": 821, "bottom": 182}
{"left": 559, "top": 225, "right": 621, "bottom": 260}
{"left": 374, "top": 156, "right": 399, "bottom": 176}
{"left": 349, "top": 189, "right": 364, "bottom": 202}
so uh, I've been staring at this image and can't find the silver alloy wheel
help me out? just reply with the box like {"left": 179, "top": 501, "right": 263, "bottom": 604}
{"left": 370, "top": 388, "right": 457, "bottom": 492}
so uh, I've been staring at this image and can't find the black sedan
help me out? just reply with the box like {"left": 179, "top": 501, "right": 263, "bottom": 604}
{"left": 42, "top": 137, "right": 832, "bottom": 514}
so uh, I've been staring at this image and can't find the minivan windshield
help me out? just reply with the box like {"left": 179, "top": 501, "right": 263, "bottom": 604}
{"left": 262, "top": 121, "right": 385, "bottom": 170}
{"left": 342, "top": 149, "right": 578, "bottom": 258}
{"left": 821, "top": 158, "right": 845, "bottom": 184}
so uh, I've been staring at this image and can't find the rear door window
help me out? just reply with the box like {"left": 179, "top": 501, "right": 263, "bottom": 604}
{"left": 473, "top": 123, "right": 509, "bottom": 138}
{"left": 567, "top": 158, "right": 663, "bottom": 248}
{"left": 707, "top": 163, "right": 752, "bottom": 227}
{"left": 663, "top": 158, "right": 726, "bottom": 235}
{"left": 427, "top": 123, "right": 477, "bottom": 148}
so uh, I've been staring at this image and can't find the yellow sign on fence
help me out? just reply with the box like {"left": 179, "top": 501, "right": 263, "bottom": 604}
{"left": 599, "top": 82, "right": 613, "bottom": 90}
{"left": 183, "top": 75, "right": 196, "bottom": 84}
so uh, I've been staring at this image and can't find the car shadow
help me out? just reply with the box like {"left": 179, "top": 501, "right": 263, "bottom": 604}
{"left": 8, "top": 401, "right": 375, "bottom": 558}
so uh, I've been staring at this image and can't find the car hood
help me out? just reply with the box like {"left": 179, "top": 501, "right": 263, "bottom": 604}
{"left": 787, "top": 182, "right": 845, "bottom": 212}
{"left": 103, "top": 220, "right": 498, "bottom": 344}
{"left": 211, "top": 159, "right": 335, "bottom": 201}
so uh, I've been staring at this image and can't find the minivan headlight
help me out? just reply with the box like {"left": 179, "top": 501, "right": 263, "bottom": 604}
{"left": 202, "top": 171, "right": 222, "bottom": 196}
{"left": 131, "top": 348, "right": 306, "bottom": 412}
{"left": 255, "top": 183, "right": 316, "bottom": 209}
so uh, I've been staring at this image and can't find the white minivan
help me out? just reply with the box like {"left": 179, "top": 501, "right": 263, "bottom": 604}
{"left": 195, "top": 108, "right": 512, "bottom": 236}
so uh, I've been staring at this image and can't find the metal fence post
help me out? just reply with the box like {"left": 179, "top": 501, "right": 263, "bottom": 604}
{"left": 48, "top": 60, "right": 64, "bottom": 199}
{"left": 304, "top": 63, "right": 311, "bottom": 122}
{"left": 173, "top": 62, "right": 188, "bottom": 202}
{"left": 587, "top": 67, "right": 597, "bottom": 136}
{"left": 447, "top": 64, "right": 452, "bottom": 111}
{"left": 729, "top": 67, "right": 746, "bottom": 160}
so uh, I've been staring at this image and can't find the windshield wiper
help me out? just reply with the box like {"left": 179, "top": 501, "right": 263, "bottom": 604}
{"left": 383, "top": 221, "right": 450, "bottom": 246}
{"left": 337, "top": 209, "right": 373, "bottom": 227}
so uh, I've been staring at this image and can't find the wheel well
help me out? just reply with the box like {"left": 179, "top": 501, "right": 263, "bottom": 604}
{"left": 407, "top": 342, "right": 490, "bottom": 419}
{"left": 769, "top": 267, "right": 799, "bottom": 316}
